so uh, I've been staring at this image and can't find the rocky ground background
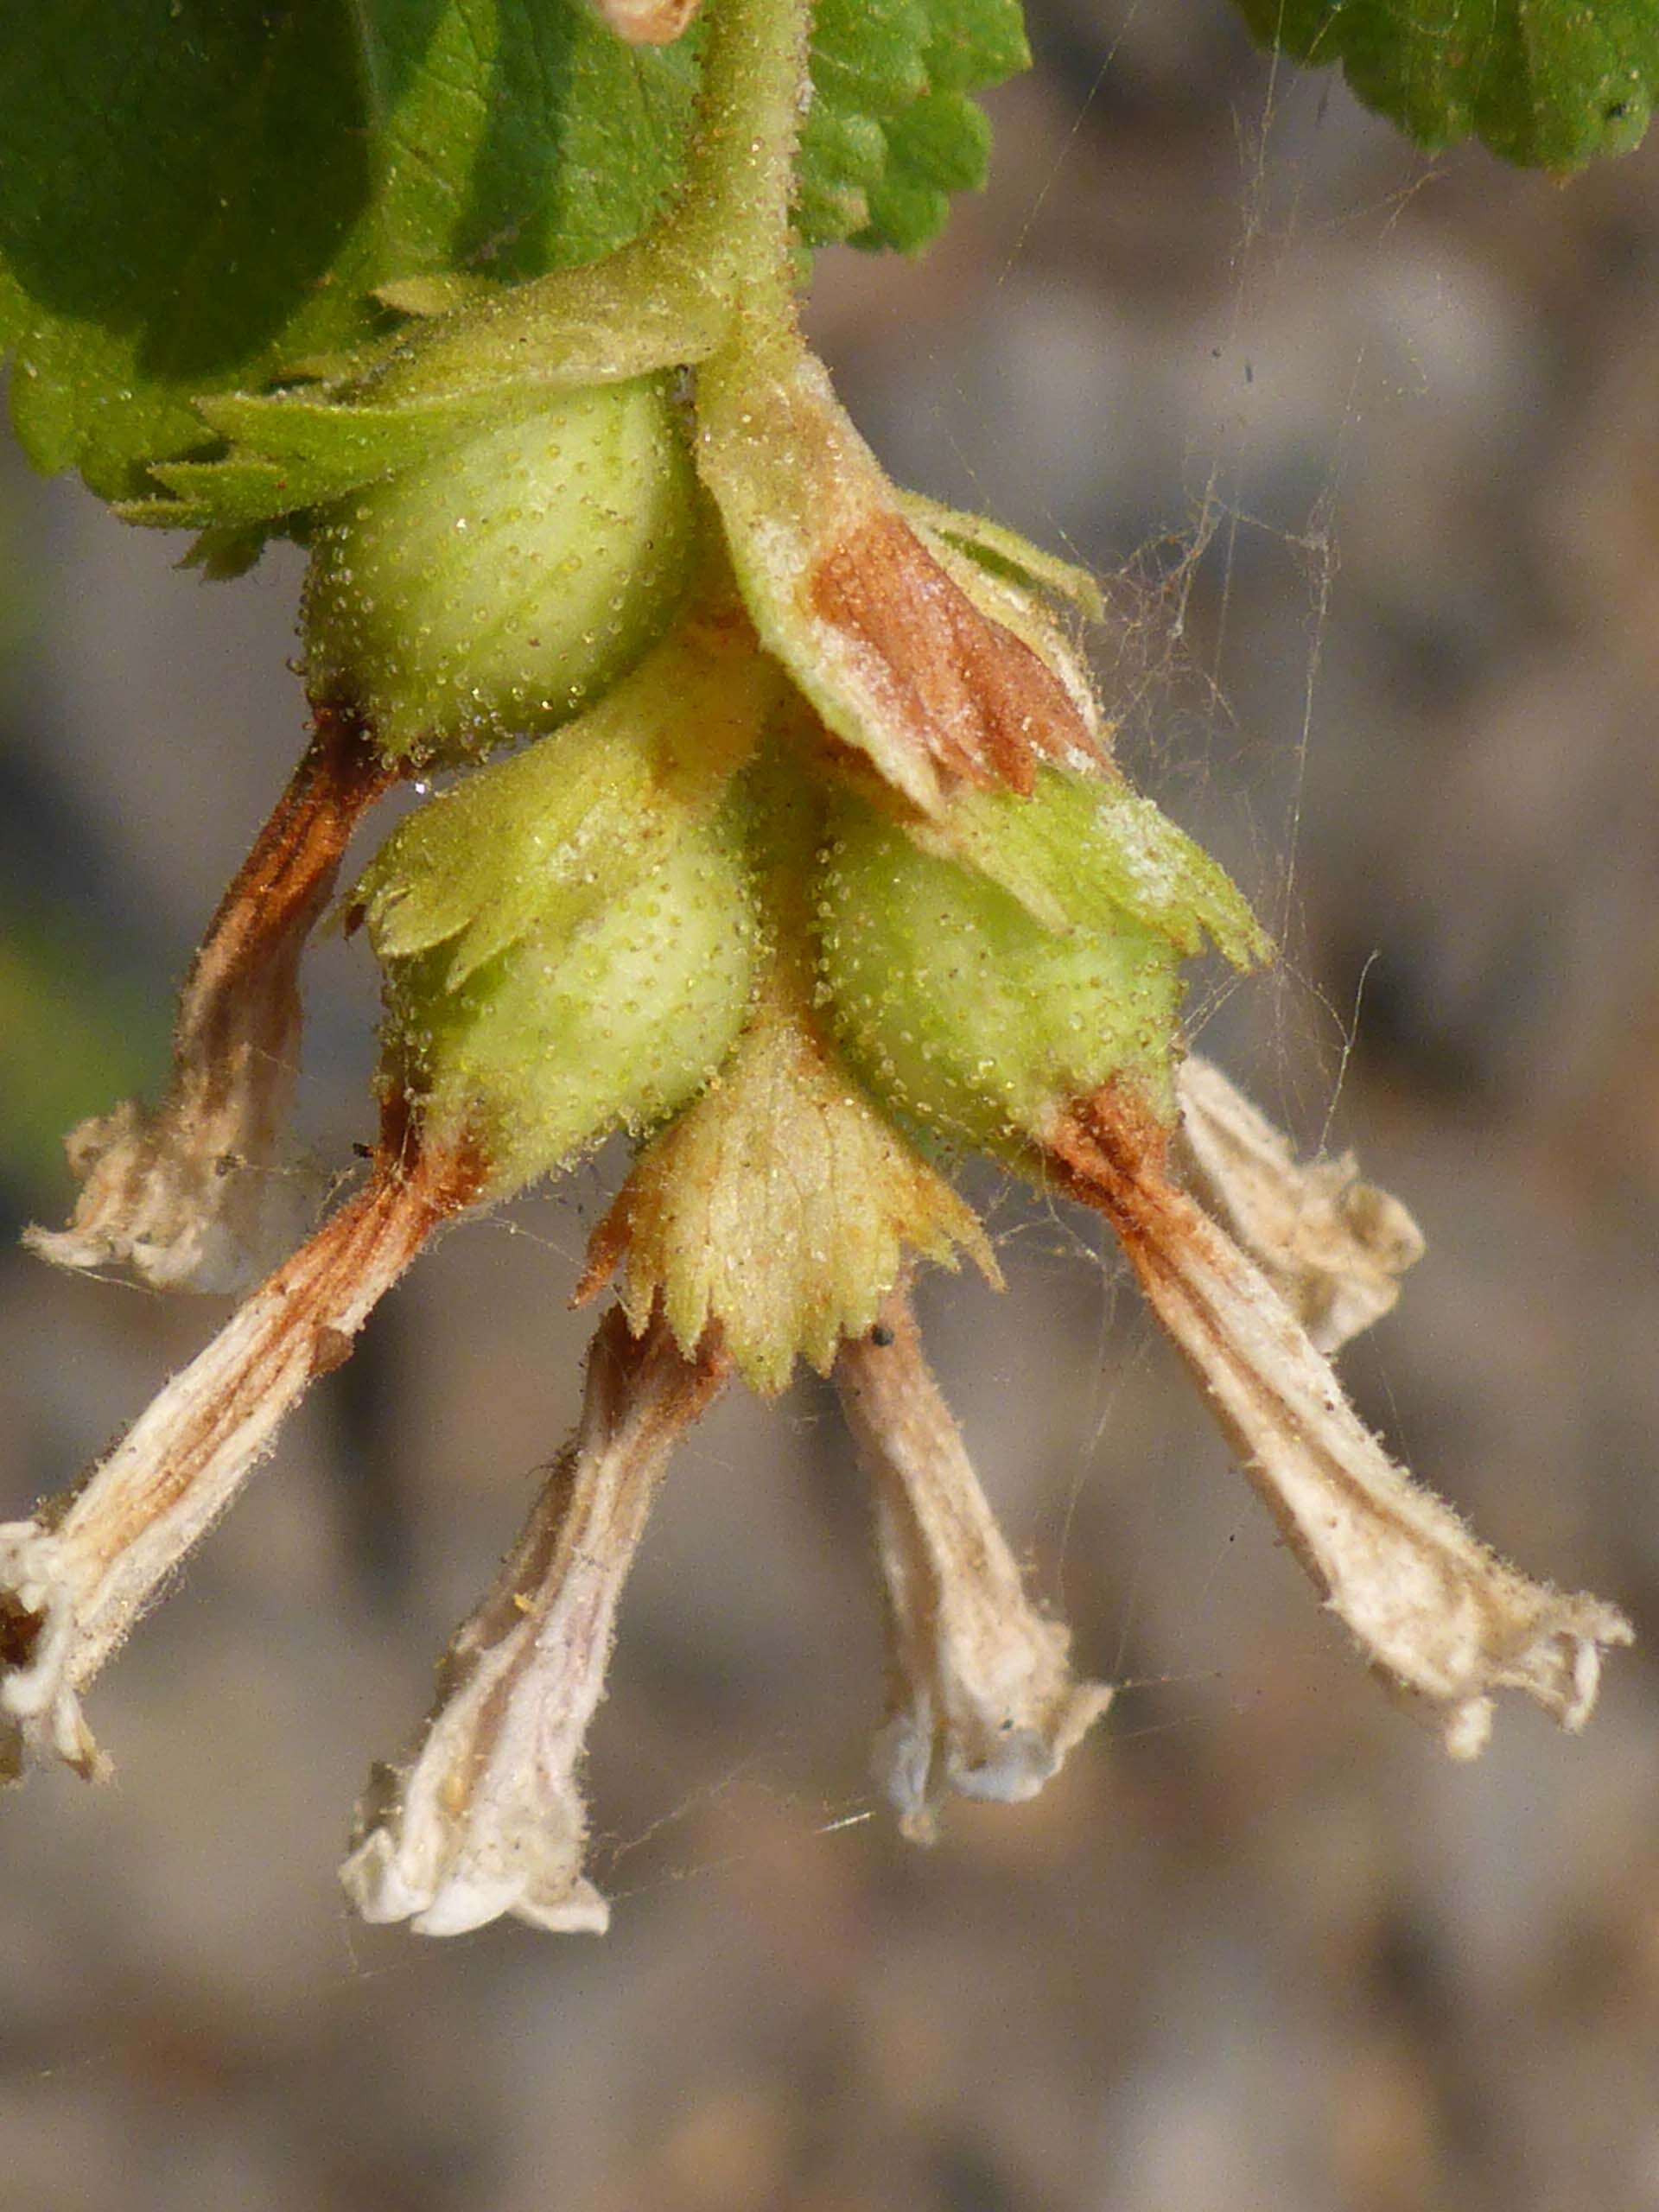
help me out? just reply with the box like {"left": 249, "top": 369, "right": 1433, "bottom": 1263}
{"left": 3, "top": 2, "right": 1658, "bottom": 2206}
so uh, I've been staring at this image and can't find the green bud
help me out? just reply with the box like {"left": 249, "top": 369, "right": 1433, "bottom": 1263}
{"left": 817, "top": 772, "right": 1265, "bottom": 1154}
{"left": 303, "top": 375, "right": 698, "bottom": 765}
{"left": 382, "top": 819, "right": 759, "bottom": 1201}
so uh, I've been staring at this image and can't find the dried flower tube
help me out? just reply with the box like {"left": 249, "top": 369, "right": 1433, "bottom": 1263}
{"left": 341, "top": 1306, "right": 728, "bottom": 1936}
{"left": 835, "top": 1287, "right": 1113, "bottom": 1841}
{"left": 0, "top": 1109, "right": 480, "bottom": 1780}
{"left": 1175, "top": 1057, "right": 1425, "bottom": 1354}
{"left": 1050, "top": 1087, "right": 1631, "bottom": 1758}
{"left": 26, "top": 708, "right": 397, "bottom": 1293}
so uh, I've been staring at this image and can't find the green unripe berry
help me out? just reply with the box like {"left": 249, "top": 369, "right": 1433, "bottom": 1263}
{"left": 385, "top": 820, "right": 758, "bottom": 1199}
{"left": 303, "top": 375, "right": 698, "bottom": 765}
{"left": 352, "top": 607, "right": 776, "bottom": 985}
{"left": 817, "top": 788, "right": 1187, "bottom": 1153}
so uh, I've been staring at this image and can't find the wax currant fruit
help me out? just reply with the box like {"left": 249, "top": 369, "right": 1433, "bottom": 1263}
{"left": 581, "top": 743, "right": 998, "bottom": 1395}
{"left": 351, "top": 601, "right": 779, "bottom": 978}
{"left": 817, "top": 770, "right": 1269, "bottom": 1154}
{"left": 375, "top": 806, "right": 759, "bottom": 1201}
{"left": 302, "top": 374, "right": 699, "bottom": 766}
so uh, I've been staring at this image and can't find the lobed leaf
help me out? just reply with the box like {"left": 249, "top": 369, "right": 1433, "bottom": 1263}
{"left": 801, "top": 0, "right": 1028, "bottom": 251}
{"left": 3, "top": 0, "right": 1027, "bottom": 505}
{"left": 1234, "top": 0, "right": 1656, "bottom": 169}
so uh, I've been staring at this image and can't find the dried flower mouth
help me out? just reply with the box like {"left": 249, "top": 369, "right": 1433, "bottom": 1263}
{"left": 0, "top": 1592, "right": 46, "bottom": 1677}
{"left": 2, "top": 1101, "right": 485, "bottom": 1781}
{"left": 1048, "top": 1083, "right": 1632, "bottom": 1757}
{"left": 1174, "top": 1058, "right": 1425, "bottom": 1353}
{"left": 341, "top": 1305, "right": 728, "bottom": 1936}
{"left": 836, "top": 1287, "right": 1113, "bottom": 1840}
{"left": 26, "top": 706, "right": 397, "bottom": 1294}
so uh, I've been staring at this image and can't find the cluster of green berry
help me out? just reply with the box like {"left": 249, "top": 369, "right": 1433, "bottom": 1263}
{"left": 0, "top": 0, "right": 1627, "bottom": 1938}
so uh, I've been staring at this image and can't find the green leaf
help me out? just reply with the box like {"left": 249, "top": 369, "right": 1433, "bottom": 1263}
{"left": 2, "top": 0, "right": 1027, "bottom": 506}
{"left": 1234, "top": 0, "right": 1656, "bottom": 169}
{"left": 0, "top": 1, "right": 701, "bottom": 500}
{"left": 800, "top": 0, "right": 1029, "bottom": 251}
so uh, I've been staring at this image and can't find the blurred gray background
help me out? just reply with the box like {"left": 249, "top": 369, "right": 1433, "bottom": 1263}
{"left": 3, "top": 3, "right": 1657, "bottom": 2206}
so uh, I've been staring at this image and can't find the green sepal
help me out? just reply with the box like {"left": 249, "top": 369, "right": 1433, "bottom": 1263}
{"left": 1232, "top": 0, "right": 1655, "bottom": 170}
{"left": 918, "top": 770, "right": 1273, "bottom": 966}
{"left": 181, "top": 523, "right": 284, "bottom": 582}
{"left": 356, "top": 607, "right": 779, "bottom": 982}
{"left": 371, "top": 274, "right": 507, "bottom": 320}
{"left": 119, "top": 461, "right": 299, "bottom": 538}
{"left": 385, "top": 813, "right": 758, "bottom": 1202}
{"left": 601, "top": 981, "right": 996, "bottom": 1395}
{"left": 120, "top": 264, "right": 724, "bottom": 537}
{"left": 127, "top": 388, "right": 518, "bottom": 534}
{"left": 901, "top": 494, "right": 1106, "bottom": 624}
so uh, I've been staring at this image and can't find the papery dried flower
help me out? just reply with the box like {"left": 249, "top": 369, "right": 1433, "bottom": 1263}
{"left": 836, "top": 1289, "right": 1112, "bottom": 1840}
{"left": 3, "top": 1103, "right": 481, "bottom": 1780}
{"left": 342, "top": 1306, "right": 727, "bottom": 1936}
{"left": 1049, "top": 1085, "right": 1632, "bottom": 1758}
{"left": 25, "top": 708, "right": 393, "bottom": 1293}
{"left": 1175, "top": 1056, "right": 1426, "bottom": 1353}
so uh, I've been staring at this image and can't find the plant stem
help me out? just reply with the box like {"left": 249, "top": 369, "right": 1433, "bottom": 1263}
{"left": 676, "top": 0, "right": 815, "bottom": 298}
{"left": 374, "top": 0, "right": 816, "bottom": 400}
